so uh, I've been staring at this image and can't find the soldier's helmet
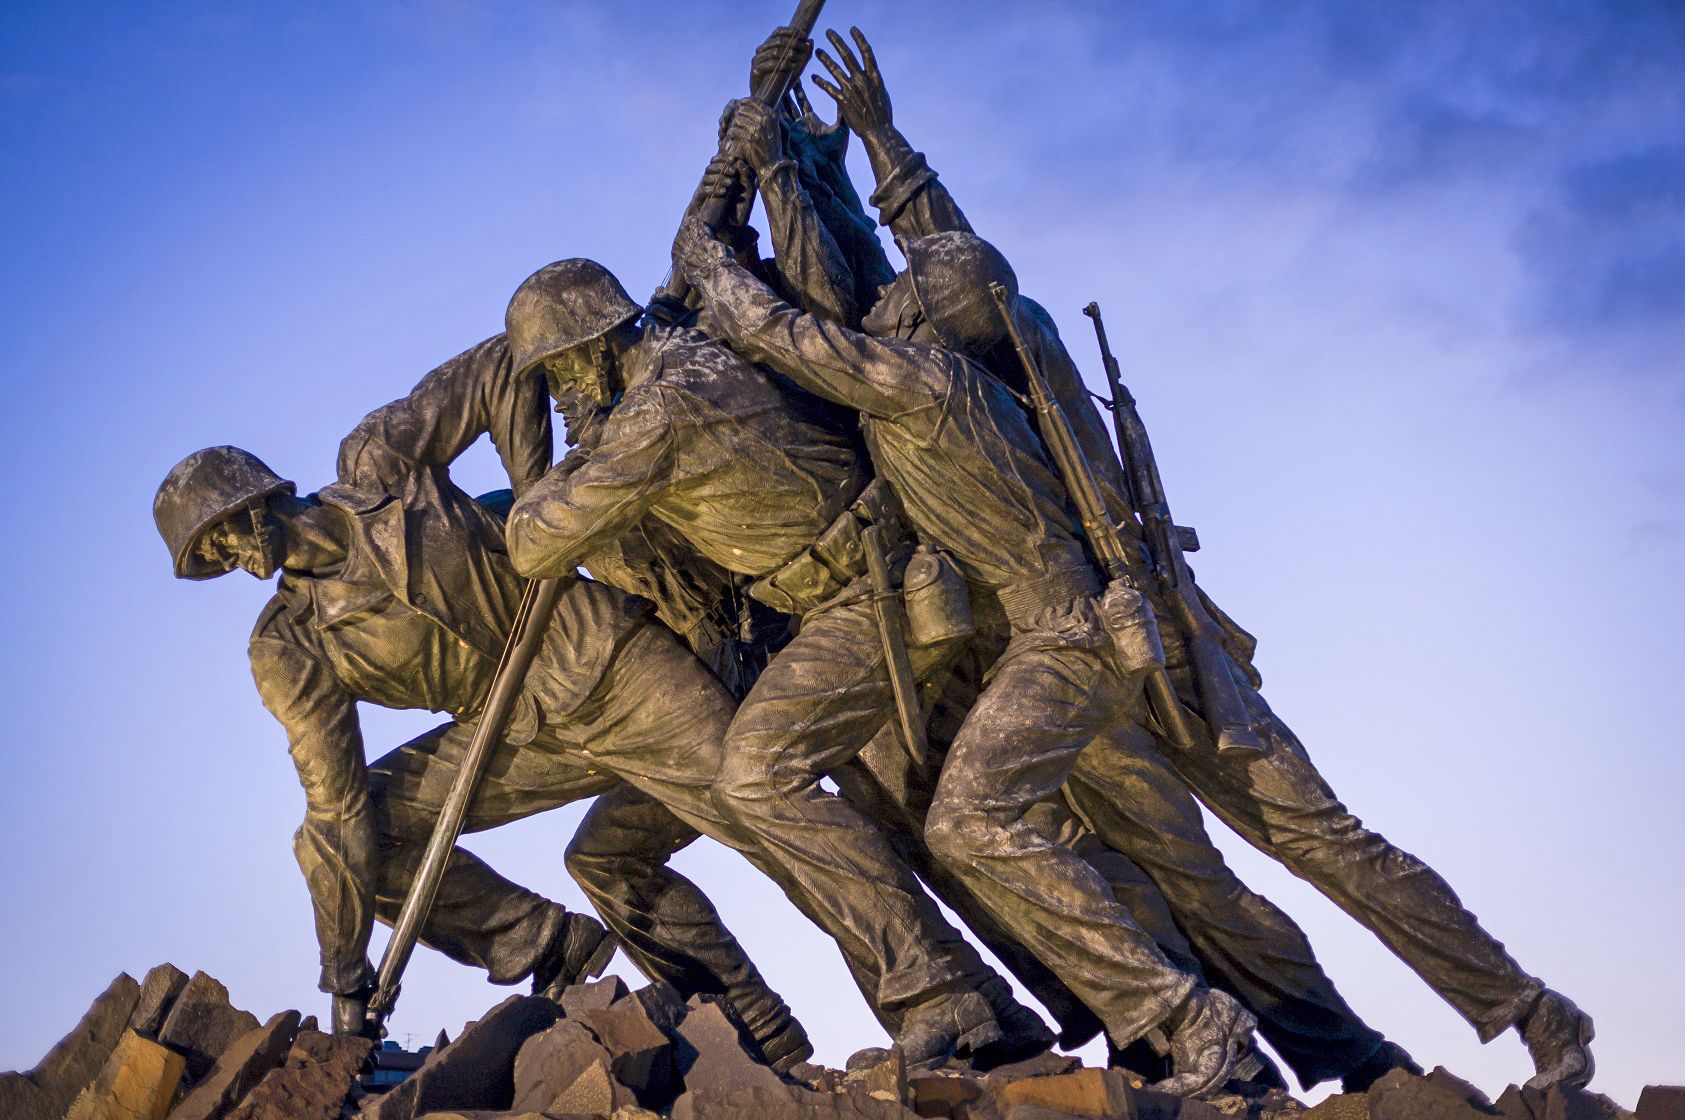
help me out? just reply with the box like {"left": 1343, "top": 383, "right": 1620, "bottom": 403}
{"left": 154, "top": 446, "right": 295, "bottom": 580}
{"left": 902, "top": 231, "right": 1019, "bottom": 355}
{"left": 506, "top": 259, "right": 643, "bottom": 377}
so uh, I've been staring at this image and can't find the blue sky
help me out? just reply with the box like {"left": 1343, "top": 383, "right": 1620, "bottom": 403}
{"left": 2, "top": 0, "right": 1681, "bottom": 1105}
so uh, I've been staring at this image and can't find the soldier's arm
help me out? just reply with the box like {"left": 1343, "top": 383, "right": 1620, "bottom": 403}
{"left": 676, "top": 216, "right": 943, "bottom": 421}
{"left": 706, "top": 99, "right": 857, "bottom": 326}
{"left": 811, "top": 29, "right": 973, "bottom": 241}
{"left": 337, "top": 334, "right": 554, "bottom": 496}
{"left": 506, "top": 390, "right": 676, "bottom": 581}
{"left": 248, "top": 628, "right": 378, "bottom": 994}
{"left": 784, "top": 95, "right": 900, "bottom": 310}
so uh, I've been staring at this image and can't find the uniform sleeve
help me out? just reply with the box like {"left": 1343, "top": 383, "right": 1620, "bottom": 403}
{"left": 248, "top": 626, "right": 377, "bottom": 995}
{"left": 858, "top": 125, "right": 974, "bottom": 240}
{"left": 756, "top": 160, "right": 858, "bottom": 326}
{"left": 506, "top": 389, "right": 676, "bottom": 580}
{"left": 683, "top": 244, "right": 945, "bottom": 420}
{"left": 336, "top": 334, "right": 554, "bottom": 496}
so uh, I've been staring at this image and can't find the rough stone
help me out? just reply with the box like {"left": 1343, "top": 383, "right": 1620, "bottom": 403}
{"left": 577, "top": 1005, "right": 675, "bottom": 1103}
{"left": 611, "top": 1108, "right": 664, "bottom": 1120}
{"left": 510, "top": 1020, "right": 611, "bottom": 1113}
{"left": 619, "top": 983, "right": 689, "bottom": 1039}
{"left": 411, "top": 1113, "right": 553, "bottom": 1120}
{"left": 673, "top": 1081, "right": 920, "bottom": 1120}
{"left": 558, "top": 975, "right": 629, "bottom": 1016}
{"left": 996, "top": 1068, "right": 1132, "bottom": 1119}
{"left": 131, "top": 966, "right": 193, "bottom": 1040}
{"left": 0, "top": 1073, "right": 54, "bottom": 1120}
{"left": 977, "top": 1052, "right": 1081, "bottom": 1086}
{"left": 1492, "top": 1084, "right": 1630, "bottom": 1120}
{"left": 226, "top": 1029, "right": 371, "bottom": 1120}
{"left": 548, "top": 1059, "right": 637, "bottom": 1116}
{"left": 1004, "top": 1106, "right": 1099, "bottom": 1120}
{"left": 65, "top": 1029, "right": 187, "bottom": 1120}
{"left": 1368, "top": 1068, "right": 1498, "bottom": 1120}
{"left": 24, "top": 971, "right": 145, "bottom": 1119}
{"left": 908, "top": 1073, "right": 983, "bottom": 1118}
{"left": 1495, "top": 1085, "right": 1549, "bottom": 1120}
{"left": 1425, "top": 1068, "right": 1497, "bottom": 1112}
{"left": 361, "top": 995, "right": 566, "bottom": 1120}
{"left": 1639, "top": 1087, "right": 1685, "bottom": 1120}
{"left": 167, "top": 1010, "right": 300, "bottom": 1120}
{"left": 1302, "top": 1095, "right": 1371, "bottom": 1120}
{"left": 852, "top": 1047, "right": 908, "bottom": 1106}
{"left": 157, "top": 973, "right": 261, "bottom": 1083}
{"left": 672, "top": 1000, "right": 786, "bottom": 1096}
{"left": 1541, "top": 1086, "right": 1635, "bottom": 1120}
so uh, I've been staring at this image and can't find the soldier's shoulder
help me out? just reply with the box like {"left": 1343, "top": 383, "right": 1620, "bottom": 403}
{"left": 248, "top": 587, "right": 312, "bottom": 654}
{"left": 648, "top": 326, "right": 759, "bottom": 390}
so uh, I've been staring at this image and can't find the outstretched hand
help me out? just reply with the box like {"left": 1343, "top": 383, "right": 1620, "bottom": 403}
{"left": 785, "top": 81, "right": 850, "bottom": 170}
{"left": 811, "top": 26, "right": 891, "bottom": 136}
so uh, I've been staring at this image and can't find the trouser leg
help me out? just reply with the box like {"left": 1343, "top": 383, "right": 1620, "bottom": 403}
{"left": 1169, "top": 682, "right": 1542, "bottom": 1042}
{"left": 837, "top": 720, "right": 1097, "bottom": 1045}
{"left": 711, "top": 597, "right": 1004, "bottom": 1018}
{"left": 1067, "top": 724, "right": 1386, "bottom": 1086}
{"left": 369, "top": 720, "right": 614, "bottom": 985}
{"left": 924, "top": 617, "right": 1197, "bottom": 1048}
{"left": 549, "top": 625, "right": 899, "bottom": 1032}
{"left": 565, "top": 782, "right": 801, "bottom": 1047}
{"left": 289, "top": 716, "right": 378, "bottom": 996}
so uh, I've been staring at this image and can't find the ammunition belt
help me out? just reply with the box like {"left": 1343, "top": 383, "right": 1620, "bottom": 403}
{"left": 748, "top": 479, "right": 907, "bottom": 617}
{"left": 993, "top": 565, "right": 1103, "bottom": 629}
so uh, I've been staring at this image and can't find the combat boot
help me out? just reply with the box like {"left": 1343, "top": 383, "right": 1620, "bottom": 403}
{"left": 332, "top": 989, "right": 375, "bottom": 1038}
{"left": 1340, "top": 1039, "right": 1422, "bottom": 1093}
{"left": 967, "top": 975, "right": 1054, "bottom": 1071}
{"left": 531, "top": 911, "right": 616, "bottom": 1001}
{"left": 1520, "top": 989, "right": 1595, "bottom": 1090}
{"left": 1151, "top": 988, "right": 1257, "bottom": 1099}
{"left": 897, "top": 989, "right": 1005, "bottom": 1072}
{"left": 755, "top": 1014, "right": 815, "bottom": 1073}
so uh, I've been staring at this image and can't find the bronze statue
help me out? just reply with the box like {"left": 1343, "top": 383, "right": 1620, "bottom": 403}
{"left": 140, "top": 10, "right": 1610, "bottom": 1103}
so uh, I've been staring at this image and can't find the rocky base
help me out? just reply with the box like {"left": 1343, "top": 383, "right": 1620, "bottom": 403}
{"left": 5, "top": 966, "right": 1680, "bottom": 1120}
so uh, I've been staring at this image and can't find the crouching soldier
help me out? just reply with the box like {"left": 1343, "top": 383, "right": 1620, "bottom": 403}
{"left": 151, "top": 446, "right": 810, "bottom": 1065}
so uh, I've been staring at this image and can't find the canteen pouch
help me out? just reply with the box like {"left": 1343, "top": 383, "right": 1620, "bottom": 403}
{"left": 1098, "top": 579, "right": 1165, "bottom": 681}
{"left": 903, "top": 545, "right": 974, "bottom": 648}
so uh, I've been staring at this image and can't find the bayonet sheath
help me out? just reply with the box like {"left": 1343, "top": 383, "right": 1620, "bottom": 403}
{"left": 862, "top": 523, "right": 930, "bottom": 768}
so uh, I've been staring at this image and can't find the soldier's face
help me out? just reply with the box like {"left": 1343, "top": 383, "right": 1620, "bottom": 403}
{"left": 545, "top": 350, "right": 614, "bottom": 407}
{"left": 862, "top": 272, "right": 924, "bottom": 340}
{"left": 195, "top": 506, "right": 285, "bottom": 580}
